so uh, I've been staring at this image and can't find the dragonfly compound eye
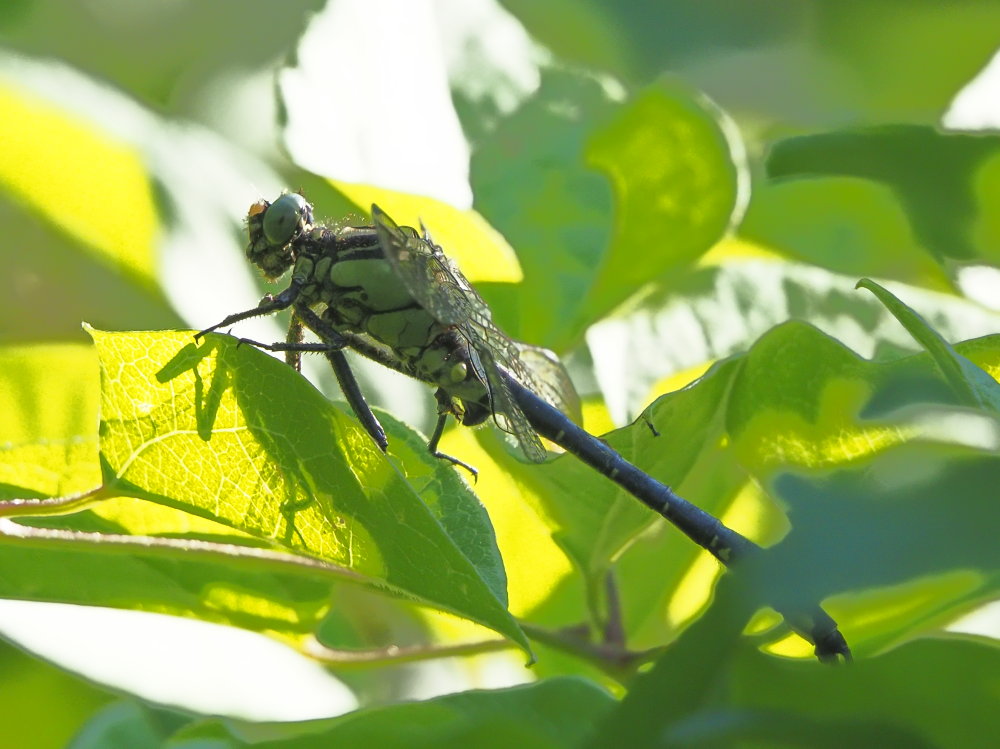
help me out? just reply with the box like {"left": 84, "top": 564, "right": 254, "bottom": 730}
{"left": 263, "top": 193, "right": 311, "bottom": 246}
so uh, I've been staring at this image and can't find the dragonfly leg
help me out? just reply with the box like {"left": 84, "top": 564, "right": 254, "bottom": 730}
{"left": 234, "top": 334, "right": 388, "bottom": 452}
{"left": 286, "top": 315, "right": 305, "bottom": 372}
{"left": 286, "top": 305, "right": 389, "bottom": 452}
{"left": 291, "top": 304, "right": 349, "bottom": 348}
{"left": 428, "top": 396, "right": 478, "bottom": 480}
{"left": 279, "top": 495, "right": 314, "bottom": 547}
{"left": 325, "top": 348, "right": 388, "bottom": 452}
{"left": 196, "top": 279, "right": 303, "bottom": 340}
{"left": 234, "top": 338, "right": 341, "bottom": 354}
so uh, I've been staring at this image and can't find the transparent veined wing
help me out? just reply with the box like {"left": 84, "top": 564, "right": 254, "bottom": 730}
{"left": 371, "top": 204, "right": 490, "bottom": 327}
{"left": 515, "top": 343, "right": 582, "bottom": 425}
{"left": 371, "top": 204, "right": 555, "bottom": 462}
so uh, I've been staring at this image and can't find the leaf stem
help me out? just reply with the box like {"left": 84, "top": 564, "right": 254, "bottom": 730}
{"left": 302, "top": 622, "right": 664, "bottom": 682}
{"left": 0, "top": 484, "right": 111, "bottom": 517}
{"left": 302, "top": 635, "right": 511, "bottom": 668}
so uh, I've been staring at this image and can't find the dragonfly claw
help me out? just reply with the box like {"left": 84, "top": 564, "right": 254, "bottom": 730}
{"left": 431, "top": 450, "right": 479, "bottom": 482}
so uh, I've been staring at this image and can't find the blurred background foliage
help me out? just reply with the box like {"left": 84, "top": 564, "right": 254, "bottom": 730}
{"left": 1, "top": 1, "right": 999, "bottom": 747}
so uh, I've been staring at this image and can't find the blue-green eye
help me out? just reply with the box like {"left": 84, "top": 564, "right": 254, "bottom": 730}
{"left": 263, "top": 193, "right": 310, "bottom": 246}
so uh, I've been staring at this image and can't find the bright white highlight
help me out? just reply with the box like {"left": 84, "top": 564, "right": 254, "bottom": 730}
{"left": 0, "top": 600, "right": 357, "bottom": 720}
{"left": 944, "top": 46, "right": 1000, "bottom": 130}
{"left": 279, "top": 0, "right": 546, "bottom": 209}
{"left": 280, "top": 0, "right": 473, "bottom": 207}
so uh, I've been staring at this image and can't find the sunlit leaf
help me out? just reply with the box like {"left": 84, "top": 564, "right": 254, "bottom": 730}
{"left": 584, "top": 76, "right": 742, "bottom": 315}
{"left": 472, "top": 72, "right": 740, "bottom": 350}
{"left": 0, "top": 343, "right": 100, "bottom": 497}
{"left": 330, "top": 180, "right": 524, "bottom": 283}
{"left": 588, "top": 255, "right": 1000, "bottom": 422}
{"left": 0, "top": 77, "right": 158, "bottom": 283}
{"left": 89, "top": 328, "right": 526, "bottom": 651}
{"left": 858, "top": 278, "right": 1000, "bottom": 411}
{"left": 471, "top": 67, "right": 617, "bottom": 347}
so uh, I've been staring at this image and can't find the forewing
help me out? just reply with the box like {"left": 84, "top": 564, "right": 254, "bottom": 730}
{"left": 372, "top": 205, "right": 480, "bottom": 327}
{"left": 372, "top": 204, "right": 549, "bottom": 462}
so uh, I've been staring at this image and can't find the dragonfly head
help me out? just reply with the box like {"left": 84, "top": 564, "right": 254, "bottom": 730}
{"left": 245, "top": 193, "right": 314, "bottom": 279}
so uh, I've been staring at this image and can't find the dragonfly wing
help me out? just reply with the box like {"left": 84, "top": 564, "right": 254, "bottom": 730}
{"left": 372, "top": 204, "right": 550, "bottom": 462}
{"left": 372, "top": 205, "right": 479, "bottom": 326}
{"left": 472, "top": 343, "right": 548, "bottom": 463}
{"left": 515, "top": 343, "right": 582, "bottom": 425}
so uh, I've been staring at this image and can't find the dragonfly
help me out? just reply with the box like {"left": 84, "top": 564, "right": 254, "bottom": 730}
{"left": 197, "top": 192, "right": 851, "bottom": 662}
{"left": 197, "top": 192, "right": 580, "bottom": 472}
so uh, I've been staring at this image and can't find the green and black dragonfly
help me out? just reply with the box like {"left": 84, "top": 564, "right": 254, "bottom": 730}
{"left": 197, "top": 192, "right": 580, "bottom": 471}
{"left": 198, "top": 192, "right": 850, "bottom": 662}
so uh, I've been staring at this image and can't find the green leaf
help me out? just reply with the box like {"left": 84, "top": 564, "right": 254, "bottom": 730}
{"left": 585, "top": 576, "right": 755, "bottom": 749}
{"left": 0, "top": 638, "right": 112, "bottom": 749}
{"left": 739, "top": 175, "right": 950, "bottom": 289}
{"left": 728, "top": 638, "right": 1000, "bottom": 749}
{"left": 724, "top": 321, "right": 1000, "bottom": 474}
{"left": 471, "top": 72, "right": 739, "bottom": 350}
{"left": 529, "top": 319, "right": 1000, "bottom": 653}
{"left": 87, "top": 328, "right": 527, "bottom": 651}
{"left": 0, "top": 524, "right": 335, "bottom": 639}
{"left": 508, "top": 2, "right": 1000, "bottom": 127}
{"left": 171, "top": 677, "right": 615, "bottom": 749}
{"left": 665, "top": 709, "right": 934, "bottom": 748}
{"left": 590, "top": 594, "right": 996, "bottom": 749}
{"left": 584, "top": 76, "right": 741, "bottom": 316}
{"left": 526, "top": 358, "right": 742, "bottom": 581}
{"left": 857, "top": 278, "right": 1000, "bottom": 411}
{"left": 758, "top": 450, "right": 999, "bottom": 657}
{"left": 586, "top": 254, "right": 1000, "bottom": 421}
{"left": 723, "top": 323, "right": 1000, "bottom": 654}
{"left": 767, "top": 126, "right": 1000, "bottom": 263}
{"left": 0, "top": 344, "right": 338, "bottom": 638}
{"left": 0, "top": 73, "right": 159, "bottom": 285}
{"left": 69, "top": 701, "right": 188, "bottom": 749}
{"left": 0, "top": 343, "right": 101, "bottom": 496}
{"left": 470, "top": 68, "right": 616, "bottom": 348}
{"left": 0, "top": 50, "right": 285, "bottom": 346}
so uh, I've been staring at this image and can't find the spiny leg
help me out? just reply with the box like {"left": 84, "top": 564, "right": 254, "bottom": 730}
{"left": 195, "top": 279, "right": 303, "bottom": 340}
{"left": 292, "top": 305, "right": 389, "bottom": 452}
{"left": 429, "top": 391, "right": 478, "bottom": 480}
{"left": 234, "top": 339, "right": 340, "bottom": 354}
{"left": 235, "top": 331, "right": 389, "bottom": 453}
{"left": 286, "top": 314, "right": 305, "bottom": 372}
{"left": 324, "top": 348, "right": 388, "bottom": 452}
